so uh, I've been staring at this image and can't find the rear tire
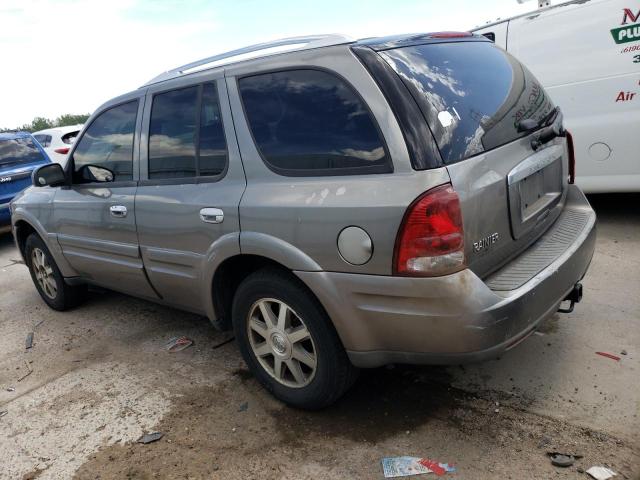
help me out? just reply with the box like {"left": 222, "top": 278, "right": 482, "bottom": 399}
{"left": 232, "top": 268, "right": 358, "bottom": 409}
{"left": 25, "top": 233, "right": 86, "bottom": 311}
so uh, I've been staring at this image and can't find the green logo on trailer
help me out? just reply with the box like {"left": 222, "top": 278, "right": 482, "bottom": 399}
{"left": 611, "top": 23, "right": 640, "bottom": 44}
{"left": 612, "top": 8, "right": 640, "bottom": 44}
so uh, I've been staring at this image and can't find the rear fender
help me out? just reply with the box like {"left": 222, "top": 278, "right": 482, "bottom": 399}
{"left": 240, "top": 231, "right": 322, "bottom": 272}
{"left": 202, "top": 231, "right": 323, "bottom": 324}
{"left": 200, "top": 232, "right": 242, "bottom": 322}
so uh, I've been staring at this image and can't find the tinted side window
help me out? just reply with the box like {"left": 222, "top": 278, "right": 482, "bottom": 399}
{"left": 73, "top": 101, "right": 138, "bottom": 183}
{"left": 34, "top": 134, "right": 51, "bottom": 147}
{"left": 148, "top": 83, "right": 227, "bottom": 180}
{"left": 149, "top": 86, "right": 198, "bottom": 179}
{"left": 199, "top": 83, "right": 227, "bottom": 177}
{"left": 239, "top": 69, "right": 389, "bottom": 174}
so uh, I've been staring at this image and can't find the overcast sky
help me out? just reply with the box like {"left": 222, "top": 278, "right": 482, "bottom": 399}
{"left": 0, "top": 0, "right": 536, "bottom": 128}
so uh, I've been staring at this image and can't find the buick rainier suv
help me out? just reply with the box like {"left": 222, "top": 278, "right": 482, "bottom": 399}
{"left": 11, "top": 33, "right": 596, "bottom": 409}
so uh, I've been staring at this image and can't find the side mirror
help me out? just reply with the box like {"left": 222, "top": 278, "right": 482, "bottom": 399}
{"left": 78, "top": 164, "right": 114, "bottom": 183}
{"left": 32, "top": 163, "right": 66, "bottom": 187}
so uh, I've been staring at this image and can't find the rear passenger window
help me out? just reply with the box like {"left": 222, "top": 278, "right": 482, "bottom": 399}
{"left": 149, "top": 86, "right": 198, "bottom": 179}
{"left": 199, "top": 83, "right": 227, "bottom": 176}
{"left": 239, "top": 69, "right": 389, "bottom": 175}
{"left": 148, "top": 82, "right": 227, "bottom": 180}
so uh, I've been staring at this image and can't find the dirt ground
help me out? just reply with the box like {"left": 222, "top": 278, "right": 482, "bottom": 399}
{"left": 1, "top": 193, "right": 639, "bottom": 480}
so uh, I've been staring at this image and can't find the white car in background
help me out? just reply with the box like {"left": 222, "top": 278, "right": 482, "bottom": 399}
{"left": 473, "top": 0, "right": 640, "bottom": 193}
{"left": 33, "top": 124, "right": 83, "bottom": 166}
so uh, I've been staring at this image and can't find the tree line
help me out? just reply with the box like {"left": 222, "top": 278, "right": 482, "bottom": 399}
{"left": 0, "top": 114, "right": 91, "bottom": 133}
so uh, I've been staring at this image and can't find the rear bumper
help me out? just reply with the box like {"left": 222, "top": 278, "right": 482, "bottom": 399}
{"left": 296, "top": 185, "right": 596, "bottom": 368}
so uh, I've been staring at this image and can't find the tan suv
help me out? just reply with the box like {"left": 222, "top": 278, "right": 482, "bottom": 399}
{"left": 13, "top": 33, "right": 595, "bottom": 409}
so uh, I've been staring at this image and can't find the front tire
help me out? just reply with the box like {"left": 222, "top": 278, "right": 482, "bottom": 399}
{"left": 25, "top": 234, "right": 85, "bottom": 311}
{"left": 232, "top": 268, "right": 357, "bottom": 409}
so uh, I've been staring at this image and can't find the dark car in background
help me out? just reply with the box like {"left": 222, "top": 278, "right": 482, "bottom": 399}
{"left": 0, "top": 132, "right": 50, "bottom": 233}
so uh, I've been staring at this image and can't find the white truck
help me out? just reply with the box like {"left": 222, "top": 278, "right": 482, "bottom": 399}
{"left": 473, "top": 0, "right": 640, "bottom": 193}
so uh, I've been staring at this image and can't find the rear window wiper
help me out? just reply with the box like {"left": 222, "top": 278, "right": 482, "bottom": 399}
{"left": 517, "top": 107, "right": 566, "bottom": 150}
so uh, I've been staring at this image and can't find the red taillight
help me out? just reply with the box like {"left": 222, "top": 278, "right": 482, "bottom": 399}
{"left": 394, "top": 184, "right": 465, "bottom": 276}
{"left": 429, "top": 31, "right": 473, "bottom": 39}
{"left": 54, "top": 147, "right": 70, "bottom": 155}
{"left": 566, "top": 131, "right": 575, "bottom": 184}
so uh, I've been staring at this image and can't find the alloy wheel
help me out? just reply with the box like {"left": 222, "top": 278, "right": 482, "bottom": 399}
{"left": 31, "top": 248, "right": 57, "bottom": 300}
{"left": 247, "top": 298, "right": 317, "bottom": 388}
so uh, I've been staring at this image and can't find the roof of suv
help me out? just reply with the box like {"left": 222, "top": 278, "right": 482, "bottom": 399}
{"left": 142, "top": 32, "right": 486, "bottom": 88}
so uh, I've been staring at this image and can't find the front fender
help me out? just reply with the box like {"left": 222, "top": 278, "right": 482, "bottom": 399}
{"left": 12, "top": 208, "right": 78, "bottom": 278}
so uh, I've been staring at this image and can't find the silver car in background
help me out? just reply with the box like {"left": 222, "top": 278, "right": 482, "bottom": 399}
{"left": 11, "top": 33, "right": 596, "bottom": 409}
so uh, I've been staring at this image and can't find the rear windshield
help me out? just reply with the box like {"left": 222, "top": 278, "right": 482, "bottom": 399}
{"left": 0, "top": 136, "right": 46, "bottom": 168}
{"left": 381, "top": 41, "right": 555, "bottom": 164}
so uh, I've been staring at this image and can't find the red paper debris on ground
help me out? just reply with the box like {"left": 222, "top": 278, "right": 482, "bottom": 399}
{"left": 418, "top": 459, "right": 446, "bottom": 476}
{"left": 595, "top": 351, "right": 620, "bottom": 361}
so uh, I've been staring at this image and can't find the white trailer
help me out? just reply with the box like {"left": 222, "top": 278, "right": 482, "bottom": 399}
{"left": 473, "top": 0, "right": 640, "bottom": 193}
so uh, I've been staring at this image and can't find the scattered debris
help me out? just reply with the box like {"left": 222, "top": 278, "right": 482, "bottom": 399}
{"left": 620, "top": 350, "right": 627, "bottom": 356}
{"left": 238, "top": 402, "right": 248, "bottom": 412}
{"left": 538, "top": 436, "right": 552, "bottom": 448}
{"left": 0, "top": 410, "right": 7, "bottom": 418}
{"left": 586, "top": 466, "right": 617, "bottom": 480}
{"left": 137, "top": 432, "right": 164, "bottom": 444}
{"left": 419, "top": 458, "right": 455, "bottom": 476}
{"left": 17, "top": 359, "right": 33, "bottom": 382}
{"left": 212, "top": 336, "right": 235, "bottom": 350}
{"left": 595, "top": 352, "right": 621, "bottom": 361}
{"left": 25, "top": 332, "right": 34, "bottom": 350}
{"left": 381, "top": 457, "right": 455, "bottom": 478}
{"left": 166, "top": 336, "right": 193, "bottom": 353}
{"left": 33, "top": 319, "right": 45, "bottom": 329}
{"left": 547, "top": 452, "right": 582, "bottom": 468}
{"left": 534, "top": 331, "right": 545, "bottom": 336}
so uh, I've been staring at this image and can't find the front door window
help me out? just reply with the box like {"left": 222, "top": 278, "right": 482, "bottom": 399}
{"left": 71, "top": 101, "right": 138, "bottom": 184}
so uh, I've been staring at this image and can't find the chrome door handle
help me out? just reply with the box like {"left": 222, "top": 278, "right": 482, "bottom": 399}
{"left": 200, "top": 207, "right": 224, "bottom": 224}
{"left": 110, "top": 205, "right": 128, "bottom": 218}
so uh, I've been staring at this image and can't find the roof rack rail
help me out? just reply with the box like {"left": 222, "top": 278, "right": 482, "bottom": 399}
{"left": 143, "top": 34, "right": 353, "bottom": 87}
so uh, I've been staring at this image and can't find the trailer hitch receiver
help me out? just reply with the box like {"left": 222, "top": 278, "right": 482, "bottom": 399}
{"left": 558, "top": 283, "right": 583, "bottom": 314}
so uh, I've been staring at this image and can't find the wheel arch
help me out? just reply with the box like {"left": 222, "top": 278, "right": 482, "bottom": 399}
{"left": 210, "top": 254, "right": 296, "bottom": 330}
{"left": 204, "top": 232, "right": 323, "bottom": 328}
{"left": 13, "top": 219, "right": 37, "bottom": 261}
{"left": 209, "top": 254, "right": 337, "bottom": 341}
{"left": 11, "top": 213, "right": 77, "bottom": 277}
